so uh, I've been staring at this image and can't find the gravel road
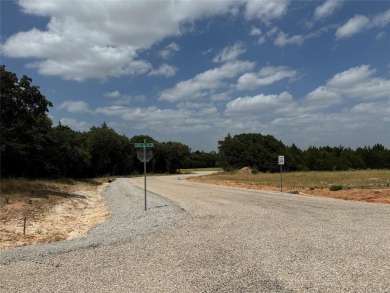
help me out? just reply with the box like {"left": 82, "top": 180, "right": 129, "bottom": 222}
{"left": 1, "top": 173, "right": 389, "bottom": 292}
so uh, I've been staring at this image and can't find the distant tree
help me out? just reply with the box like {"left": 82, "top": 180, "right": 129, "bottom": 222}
{"left": 218, "top": 133, "right": 286, "bottom": 172}
{"left": 284, "top": 143, "right": 304, "bottom": 171}
{"left": 87, "top": 123, "right": 132, "bottom": 176}
{"left": 356, "top": 144, "right": 390, "bottom": 169}
{"left": 159, "top": 141, "right": 191, "bottom": 173}
{"left": 0, "top": 65, "right": 56, "bottom": 177}
{"left": 52, "top": 123, "right": 91, "bottom": 177}
{"left": 182, "top": 150, "right": 218, "bottom": 169}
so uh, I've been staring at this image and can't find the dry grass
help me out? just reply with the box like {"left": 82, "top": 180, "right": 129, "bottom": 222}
{"left": 199, "top": 170, "right": 390, "bottom": 190}
{"left": 1, "top": 178, "right": 106, "bottom": 249}
{"left": 189, "top": 170, "right": 390, "bottom": 204}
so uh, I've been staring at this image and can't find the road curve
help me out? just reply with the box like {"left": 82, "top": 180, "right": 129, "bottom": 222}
{"left": 1, "top": 172, "right": 389, "bottom": 292}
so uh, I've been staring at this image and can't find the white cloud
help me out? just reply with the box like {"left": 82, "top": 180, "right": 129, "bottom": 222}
{"left": 213, "top": 42, "right": 246, "bottom": 63}
{"left": 104, "top": 91, "right": 121, "bottom": 98}
{"left": 250, "top": 27, "right": 262, "bottom": 37}
{"left": 236, "top": 66, "right": 297, "bottom": 90}
{"left": 2, "top": 1, "right": 238, "bottom": 80}
{"left": 304, "top": 86, "right": 342, "bottom": 109}
{"left": 148, "top": 63, "right": 177, "bottom": 77}
{"left": 335, "top": 15, "right": 370, "bottom": 39}
{"left": 372, "top": 8, "right": 390, "bottom": 27}
{"left": 226, "top": 91, "right": 293, "bottom": 114}
{"left": 95, "top": 105, "right": 214, "bottom": 133}
{"left": 249, "top": 27, "right": 266, "bottom": 44}
{"left": 302, "top": 65, "right": 390, "bottom": 111}
{"left": 326, "top": 65, "right": 390, "bottom": 99}
{"left": 313, "top": 0, "right": 343, "bottom": 21}
{"left": 245, "top": 0, "right": 290, "bottom": 22}
{"left": 336, "top": 9, "right": 390, "bottom": 39}
{"left": 271, "top": 26, "right": 334, "bottom": 47}
{"left": 376, "top": 31, "right": 387, "bottom": 39}
{"left": 274, "top": 31, "right": 304, "bottom": 46}
{"left": 59, "top": 118, "right": 91, "bottom": 131}
{"left": 159, "top": 60, "right": 255, "bottom": 102}
{"left": 351, "top": 101, "right": 390, "bottom": 117}
{"left": 58, "top": 100, "right": 93, "bottom": 114}
{"left": 160, "top": 42, "right": 180, "bottom": 59}
{"left": 104, "top": 91, "right": 145, "bottom": 105}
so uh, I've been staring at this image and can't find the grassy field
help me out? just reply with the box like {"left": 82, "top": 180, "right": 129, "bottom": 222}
{"left": 189, "top": 169, "right": 390, "bottom": 204}
{"left": 194, "top": 169, "right": 390, "bottom": 190}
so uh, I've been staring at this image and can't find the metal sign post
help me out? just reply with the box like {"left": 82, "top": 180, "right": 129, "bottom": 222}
{"left": 278, "top": 156, "right": 285, "bottom": 192}
{"left": 143, "top": 139, "right": 147, "bottom": 211}
{"left": 134, "top": 140, "right": 155, "bottom": 211}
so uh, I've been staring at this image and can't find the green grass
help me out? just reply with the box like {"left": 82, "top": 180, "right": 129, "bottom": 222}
{"left": 197, "top": 170, "right": 390, "bottom": 190}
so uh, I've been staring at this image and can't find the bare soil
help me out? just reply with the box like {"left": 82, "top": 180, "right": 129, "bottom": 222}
{"left": 0, "top": 182, "right": 109, "bottom": 250}
{"left": 188, "top": 177, "right": 390, "bottom": 204}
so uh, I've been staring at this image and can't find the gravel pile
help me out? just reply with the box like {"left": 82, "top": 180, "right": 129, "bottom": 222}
{"left": 0, "top": 178, "right": 189, "bottom": 265}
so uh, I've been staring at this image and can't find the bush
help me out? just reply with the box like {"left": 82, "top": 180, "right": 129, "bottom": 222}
{"left": 329, "top": 185, "right": 343, "bottom": 191}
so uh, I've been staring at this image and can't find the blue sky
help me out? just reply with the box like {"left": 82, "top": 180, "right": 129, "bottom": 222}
{"left": 1, "top": 0, "right": 389, "bottom": 151}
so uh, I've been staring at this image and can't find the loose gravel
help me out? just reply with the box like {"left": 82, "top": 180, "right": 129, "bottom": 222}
{"left": 0, "top": 178, "right": 189, "bottom": 265}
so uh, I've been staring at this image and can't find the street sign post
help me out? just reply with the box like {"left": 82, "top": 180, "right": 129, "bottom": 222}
{"left": 134, "top": 140, "right": 154, "bottom": 211}
{"left": 278, "top": 156, "right": 285, "bottom": 192}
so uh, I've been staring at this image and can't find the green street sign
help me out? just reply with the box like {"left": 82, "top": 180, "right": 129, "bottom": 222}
{"left": 134, "top": 143, "right": 155, "bottom": 148}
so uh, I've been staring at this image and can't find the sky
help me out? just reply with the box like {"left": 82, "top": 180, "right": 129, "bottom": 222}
{"left": 1, "top": 0, "right": 389, "bottom": 152}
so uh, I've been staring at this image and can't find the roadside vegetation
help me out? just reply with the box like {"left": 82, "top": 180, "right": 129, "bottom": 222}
{"left": 190, "top": 169, "right": 390, "bottom": 204}
{"left": 194, "top": 169, "right": 390, "bottom": 190}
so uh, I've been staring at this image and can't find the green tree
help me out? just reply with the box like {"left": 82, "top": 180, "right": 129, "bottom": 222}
{"left": 159, "top": 141, "right": 191, "bottom": 173}
{"left": 52, "top": 123, "right": 91, "bottom": 177}
{"left": 87, "top": 123, "right": 132, "bottom": 176}
{"left": 0, "top": 65, "right": 55, "bottom": 177}
{"left": 218, "top": 133, "right": 285, "bottom": 172}
{"left": 284, "top": 143, "right": 304, "bottom": 171}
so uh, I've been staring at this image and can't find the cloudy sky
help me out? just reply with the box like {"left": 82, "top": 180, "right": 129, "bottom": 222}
{"left": 1, "top": 0, "right": 389, "bottom": 151}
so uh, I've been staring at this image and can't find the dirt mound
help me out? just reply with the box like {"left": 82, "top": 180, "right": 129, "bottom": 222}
{"left": 236, "top": 167, "right": 252, "bottom": 175}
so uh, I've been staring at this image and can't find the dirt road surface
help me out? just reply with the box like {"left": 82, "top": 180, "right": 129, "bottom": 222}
{"left": 1, "top": 172, "right": 389, "bottom": 292}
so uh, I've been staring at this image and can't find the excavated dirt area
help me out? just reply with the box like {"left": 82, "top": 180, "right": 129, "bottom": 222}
{"left": 0, "top": 183, "right": 109, "bottom": 250}
{"left": 188, "top": 177, "right": 390, "bottom": 204}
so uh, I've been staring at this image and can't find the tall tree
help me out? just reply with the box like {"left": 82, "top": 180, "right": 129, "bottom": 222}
{"left": 52, "top": 123, "right": 91, "bottom": 178}
{"left": 87, "top": 123, "right": 132, "bottom": 176}
{"left": 0, "top": 65, "right": 55, "bottom": 177}
{"left": 159, "top": 141, "right": 191, "bottom": 173}
{"left": 218, "top": 133, "right": 286, "bottom": 171}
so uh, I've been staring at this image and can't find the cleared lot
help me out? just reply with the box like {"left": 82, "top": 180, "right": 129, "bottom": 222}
{"left": 1, "top": 173, "right": 389, "bottom": 292}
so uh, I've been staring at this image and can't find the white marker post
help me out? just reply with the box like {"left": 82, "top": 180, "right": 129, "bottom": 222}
{"left": 278, "top": 155, "right": 285, "bottom": 192}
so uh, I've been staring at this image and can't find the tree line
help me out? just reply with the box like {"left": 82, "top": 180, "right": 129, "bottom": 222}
{"left": 0, "top": 65, "right": 217, "bottom": 178}
{"left": 218, "top": 133, "right": 390, "bottom": 172}
{"left": 1, "top": 65, "right": 389, "bottom": 178}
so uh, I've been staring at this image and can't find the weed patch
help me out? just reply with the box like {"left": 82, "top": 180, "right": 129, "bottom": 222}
{"left": 329, "top": 185, "right": 343, "bottom": 191}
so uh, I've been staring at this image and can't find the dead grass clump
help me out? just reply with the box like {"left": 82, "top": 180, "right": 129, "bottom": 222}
{"left": 236, "top": 167, "right": 252, "bottom": 175}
